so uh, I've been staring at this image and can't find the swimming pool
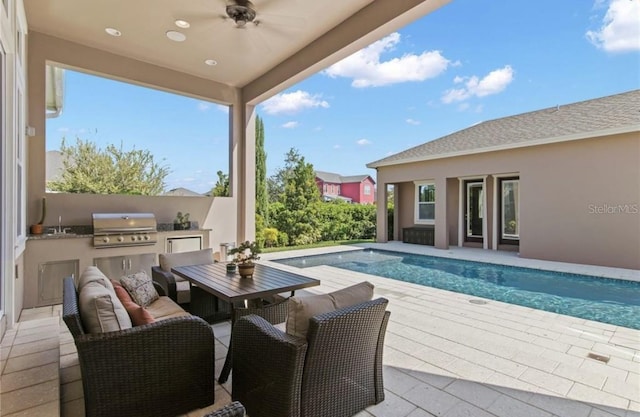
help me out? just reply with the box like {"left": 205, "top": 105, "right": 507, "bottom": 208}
{"left": 274, "top": 249, "right": 640, "bottom": 330}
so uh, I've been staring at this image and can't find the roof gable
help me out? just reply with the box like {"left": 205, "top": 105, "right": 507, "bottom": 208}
{"left": 315, "top": 171, "right": 375, "bottom": 184}
{"left": 368, "top": 89, "right": 640, "bottom": 168}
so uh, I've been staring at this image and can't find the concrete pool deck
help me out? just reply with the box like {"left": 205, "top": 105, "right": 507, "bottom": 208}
{"left": 259, "top": 242, "right": 640, "bottom": 416}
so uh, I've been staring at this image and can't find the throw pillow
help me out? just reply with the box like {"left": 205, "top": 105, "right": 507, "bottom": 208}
{"left": 286, "top": 281, "right": 375, "bottom": 338}
{"left": 78, "top": 266, "right": 114, "bottom": 291}
{"left": 120, "top": 271, "right": 159, "bottom": 307}
{"left": 79, "top": 281, "right": 132, "bottom": 333}
{"left": 329, "top": 281, "right": 374, "bottom": 309}
{"left": 286, "top": 293, "right": 336, "bottom": 338}
{"left": 111, "top": 280, "right": 155, "bottom": 326}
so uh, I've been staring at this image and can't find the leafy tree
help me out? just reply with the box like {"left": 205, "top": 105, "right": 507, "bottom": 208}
{"left": 272, "top": 148, "right": 322, "bottom": 245}
{"left": 48, "top": 138, "right": 169, "bottom": 195}
{"left": 211, "top": 170, "right": 230, "bottom": 197}
{"left": 267, "top": 148, "right": 301, "bottom": 203}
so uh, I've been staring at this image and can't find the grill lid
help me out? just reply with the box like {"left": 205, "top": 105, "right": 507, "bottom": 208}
{"left": 92, "top": 213, "right": 157, "bottom": 233}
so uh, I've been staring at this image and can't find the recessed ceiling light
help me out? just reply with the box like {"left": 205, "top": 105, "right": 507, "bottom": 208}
{"left": 166, "top": 30, "right": 186, "bottom": 42}
{"left": 175, "top": 19, "right": 190, "bottom": 29}
{"left": 105, "top": 27, "right": 122, "bottom": 37}
{"left": 204, "top": 59, "right": 218, "bottom": 66}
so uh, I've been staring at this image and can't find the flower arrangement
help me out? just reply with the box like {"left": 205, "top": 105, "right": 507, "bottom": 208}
{"left": 229, "top": 240, "right": 261, "bottom": 265}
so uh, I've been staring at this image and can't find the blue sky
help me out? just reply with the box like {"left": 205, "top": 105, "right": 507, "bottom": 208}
{"left": 46, "top": 0, "right": 640, "bottom": 194}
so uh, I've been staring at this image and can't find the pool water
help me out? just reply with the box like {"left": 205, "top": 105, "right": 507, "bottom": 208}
{"left": 274, "top": 249, "right": 640, "bottom": 330}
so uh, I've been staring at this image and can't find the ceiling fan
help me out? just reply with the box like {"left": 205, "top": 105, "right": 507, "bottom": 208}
{"left": 225, "top": 0, "right": 258, "bottom": 27}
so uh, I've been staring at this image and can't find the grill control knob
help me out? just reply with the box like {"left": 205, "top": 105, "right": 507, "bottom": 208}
{"left": 131, "top": 236, "right": 137, "bottom": 241}
{"left": 102, "top": 237, "right": 110, "bottom": 243}
{"left": 143, "top": 235, "right": 150, "bottom": 241}
{"left": 117, "top": 236, "right": 124, "bottom": 242}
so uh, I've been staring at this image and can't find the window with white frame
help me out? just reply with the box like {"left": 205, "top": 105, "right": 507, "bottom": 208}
{"left": 14, "top": 13, "right": 26, "bottom": 250}
{"left": 15, "top": 80, "right": 25, "bottom": 244}
{"left": 414, "top": 181, "right": 435, "bottom": 223}
{"left": 500, "top": 178, "right": 519, "bottom": 241}
{"left": 364, "top": 184, "right": 371, "bottom": 195}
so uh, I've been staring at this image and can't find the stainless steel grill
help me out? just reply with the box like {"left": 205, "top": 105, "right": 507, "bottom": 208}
{"left": 92, "top": 213, "right": 158, "bottom": 248}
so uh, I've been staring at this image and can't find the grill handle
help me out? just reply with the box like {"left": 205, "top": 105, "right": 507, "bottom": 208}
{"left": 94, "top": 227, "right": 156, "bottom": 233}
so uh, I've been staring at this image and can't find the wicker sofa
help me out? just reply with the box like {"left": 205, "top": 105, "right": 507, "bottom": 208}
{"left": 232, "top": 294, "right": 390, "bottom": 417}
{"left": 62, "top": 271, "right": 216, "bottom": 417}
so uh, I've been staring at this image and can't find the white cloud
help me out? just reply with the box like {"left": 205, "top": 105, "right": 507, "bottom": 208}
{"left": 406, "top": 118, "right": 421, "bottom": 125}
{"left": 324, "top": 32, "right": 451, "bottom": 87}
{"left": 282, "top": 121, "right": 299, "bottom": 129}
{"left": 442, "top": 65, "right": 514, "bottom": 104}
{"left": 357, "top": 139, "right": 371, "bottom": 146}
{"left": 587, "top": 0, "right": 640, "bottom": 52}
{"left": 198, "top": 102, "right": 229, "bottom": 112}
{"left": 333, "top": 144, "right": 341, "bottom": 149}
{"left": 261, "top": 90, "right": 329, "bottom": 115}
{"left": 57, "top": 127, "right": 70, "bottom": 133}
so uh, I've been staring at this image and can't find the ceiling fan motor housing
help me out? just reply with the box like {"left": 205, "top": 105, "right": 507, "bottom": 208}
{"left": 226, "top": 2, "right": 257, "bottom": 26}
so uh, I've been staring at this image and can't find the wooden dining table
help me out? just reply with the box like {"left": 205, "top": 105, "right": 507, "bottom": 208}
{"left": 171, "top": 262, "right": 321, "bottom": 383}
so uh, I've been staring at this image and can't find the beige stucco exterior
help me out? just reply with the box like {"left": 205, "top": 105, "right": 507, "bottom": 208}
{"left": 375, "top": 132, "right": 640, "bottom": 270}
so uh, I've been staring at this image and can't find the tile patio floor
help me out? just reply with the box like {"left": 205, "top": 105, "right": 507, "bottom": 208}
{"left": 1, "top": 243, "right": 639, "bottom": 417}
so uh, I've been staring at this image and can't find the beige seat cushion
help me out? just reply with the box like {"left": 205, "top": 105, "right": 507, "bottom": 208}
{"left": 79, "top": 281, "right": 132, "bottom": 333}
{"left": 146, "top": 296, "right": 189, "bottom": 321}
{"left": 78, "top": 266, "right": 114, "bottom": 292}
{"left": 176, "top": 280, "right": 191, "bottom": 304}
{"left": 286, "top": 281, "right": 374, "bottom": 338}
{"left": 159, "top": 249, "right": 214, "bottom": 282}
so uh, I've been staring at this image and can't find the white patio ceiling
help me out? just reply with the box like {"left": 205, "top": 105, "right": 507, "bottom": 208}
{"left": 24, "top": 0, "right": 451, "bottom": 100}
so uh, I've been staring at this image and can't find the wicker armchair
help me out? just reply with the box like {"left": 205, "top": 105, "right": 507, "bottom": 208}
{"left": 232, "top": 297, "right": 390, "bottom": 417}
{"left": 62, "top": 277, "right": 216, "bottom": 417}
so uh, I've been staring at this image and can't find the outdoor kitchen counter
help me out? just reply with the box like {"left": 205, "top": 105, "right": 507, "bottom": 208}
{"left": 27, "top": 226, "right": 211, "bottom": 240}
{"left": 23, "top": 228, "right": 211, "bottom": 309}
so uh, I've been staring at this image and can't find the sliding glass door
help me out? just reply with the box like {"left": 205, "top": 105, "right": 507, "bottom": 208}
{"left": 465, "top": 181, "right": 484, "bottom": 242}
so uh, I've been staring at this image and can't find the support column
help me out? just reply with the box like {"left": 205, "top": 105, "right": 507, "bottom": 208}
{"left": 434, "top": 177, "right": 449, "bottom": 249}
{"left": 229, "top": 102, "right": 256, "bottom": 244}
{"left": 375, "top": 172, "right": 388, "bottom": 243}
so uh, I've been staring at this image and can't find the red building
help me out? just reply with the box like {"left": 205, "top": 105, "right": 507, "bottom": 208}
{"left": 315, "top": 171, "right": 376, "bottom": 204}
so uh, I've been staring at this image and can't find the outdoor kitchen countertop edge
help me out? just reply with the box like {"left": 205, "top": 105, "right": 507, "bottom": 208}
{"left": 27, "top": 233, "right": 93, "bottom": 240}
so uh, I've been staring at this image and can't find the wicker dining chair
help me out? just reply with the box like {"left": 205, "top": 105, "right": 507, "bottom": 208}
{"left": 203, "top": 401, "right": 246, "bottom": 417}
{"left": 218, "top": 297, "right": 290, "bottom": 383}
{"left": 232, "top": 297, "right": 390, "bottom": 417}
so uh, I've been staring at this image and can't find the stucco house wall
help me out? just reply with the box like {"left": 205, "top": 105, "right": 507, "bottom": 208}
{"left": 376, "top": 132, "right": 639, "bottom": 270}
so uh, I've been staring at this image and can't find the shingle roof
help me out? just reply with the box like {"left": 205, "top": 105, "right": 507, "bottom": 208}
{"left": 367, "top": 89, "right": 640, "bottom": 168}
{"left": 163, "top": 187, "right": 204, "bottom": 197}
{"left": 315, "top": 171, "right": 374, "bottom": 184}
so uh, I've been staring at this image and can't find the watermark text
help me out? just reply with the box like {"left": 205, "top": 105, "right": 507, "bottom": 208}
{"left": 588, "top": 203, "right": 638, "bottom": 214}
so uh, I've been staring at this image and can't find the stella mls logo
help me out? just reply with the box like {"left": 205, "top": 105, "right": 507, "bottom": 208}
{"left": 588, "top": 203, "right": 639, "bottom": 214}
